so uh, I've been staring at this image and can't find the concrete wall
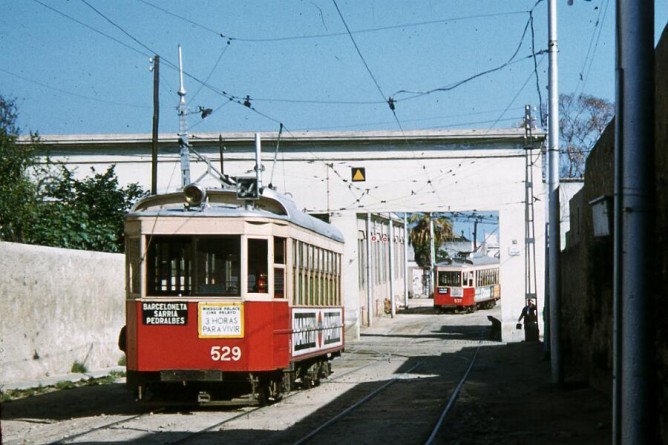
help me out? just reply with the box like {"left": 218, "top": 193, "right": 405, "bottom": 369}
{"left": 0, "top": 242, "right": 125, "bottom": 386}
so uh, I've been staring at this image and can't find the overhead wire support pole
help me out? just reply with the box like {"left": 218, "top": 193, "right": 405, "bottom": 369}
{"left": 524, "top": 105, "right": 538, "bottom": 311}
{"left": 404, "top": 213, "right": 409, "bottom": 309}
{"left": 177, "top": 45, "right": 191, "bottom": 188}
{"left": 151, "top": 55, "right": 159, "bottom": 195}
{"left": 616, "top": 2, "right": 655, "bottom": 443}
{"left": 366, "top": 213, "right": 373, "bottom": 327}
{"left": 429, "top": 214, "right": 435, "bottom": 296}
{"left": 547, "top": 0, "right": 562, "bottom": 384}
{"left": 389, "top": 214, "right": 396, "bottom": 318}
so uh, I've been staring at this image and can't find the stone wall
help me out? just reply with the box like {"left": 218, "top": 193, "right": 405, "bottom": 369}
{"left": 654, "top": 23, "right": 668, "bottom": 445}
{"left": 561, "top": 123, "right": 614, "bottom": 391}
{"left": 561, "top": 26, "right": 668, "bottom": 442}
{"left": 0, "top": 242, "right": 125, "bottom": 386}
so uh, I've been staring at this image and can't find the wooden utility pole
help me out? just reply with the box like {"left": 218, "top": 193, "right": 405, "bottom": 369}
{"left": 151, "top": 55, "right": 160, "bottom": 195}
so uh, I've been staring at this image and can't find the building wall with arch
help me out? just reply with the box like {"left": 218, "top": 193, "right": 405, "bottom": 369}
{"left": 31, "top": 129, "right": 547, "bottom": 341}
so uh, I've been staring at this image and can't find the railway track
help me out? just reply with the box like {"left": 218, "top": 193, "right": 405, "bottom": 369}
{"left": 10, "top": 351, "right": 393, "bottom": 444}
{"left": 4, "top": 309, "right": 497, "bottom": 445}
{"left": 284, "top": 328, "right": 486, "bottom": 445}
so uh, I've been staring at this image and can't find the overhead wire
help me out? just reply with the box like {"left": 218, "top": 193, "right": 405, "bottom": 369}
{"left": 529, "top": 8, "right": 545, "bottom": 124}
{"left": 486, "top": 54, "right": 547, "bottom": 130}
{"left": 137, "top": 0, "right": 527, "bottom": 44}
{"left": 22, "top": 0, "right": 550, "bottom": 218}
{"left": 190, "top": 41, "right": 232, "bottom": 103}
{"left": 0, "top": 67, "right": 150, "bottom": 109}
{"left": 31, "top": 0, "right": 152, "bottom": 59}
{"left": 30, "top": 0, "right": 546, "bottom": 204}
{"left": 331, "top": 0, "right": 391, "bottom": 113}
{"left": 29, "top": 0, "right": 284, "bottom": 131}
{"left": 79, "top": 0, "right": 289, "bottom": 129}
{"left": 80, "top": 0, "right": 158, "bottom": 58}
{"left": 32, "top": 0, "right": 548, "bottom": 138}
{"left": 570, "top": 0, "right": 611, "bottom": 103}
{"left": 392, "top": 5, "right": 543, "bottom": 102}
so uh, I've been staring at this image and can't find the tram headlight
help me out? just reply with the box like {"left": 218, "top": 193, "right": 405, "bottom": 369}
{"left": 184, "top": 183, "right": 206, "bottom": 207}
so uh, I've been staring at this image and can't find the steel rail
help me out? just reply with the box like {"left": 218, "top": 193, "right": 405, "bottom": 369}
{"left": 291, "top": 361, "right": 422, "bottom": 445}
{"left": 424, "top": 327, "right": 485, "bottom": 444}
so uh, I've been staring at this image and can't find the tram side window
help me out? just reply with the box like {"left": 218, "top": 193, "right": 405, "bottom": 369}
{"left": 248, "top": 238, "right": 268, "bottom": 293}
{"left": 465, "top": 271, "right": 474, "bottom": 287}
{"left": 274, "top": 237, "right": 286, "bottom": 298}
{"left": 126, "top": 236, "right": 141, "bottom": 296}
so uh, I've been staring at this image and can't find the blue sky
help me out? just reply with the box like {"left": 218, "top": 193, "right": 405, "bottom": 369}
{"left": 1, "top": 1, "right": 666, "bottom": 136}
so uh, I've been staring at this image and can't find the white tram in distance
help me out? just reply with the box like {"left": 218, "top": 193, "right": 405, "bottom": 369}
{"left": 119, "top": 183, "right": 345, "bottom": 405}
{"left": 433, "top": 255, "right": 500, "bottom": 312}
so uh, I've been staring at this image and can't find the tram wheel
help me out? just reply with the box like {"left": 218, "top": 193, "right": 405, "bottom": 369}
{"left": 257, "top": 384, "right": 271, "bottom": 406}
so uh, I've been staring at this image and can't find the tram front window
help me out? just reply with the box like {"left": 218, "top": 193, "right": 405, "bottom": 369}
{"left": 194, "top": 237, "right": 240, "bottom": 295}
{"left": 248, "top": 238, "right": 268, "bottom": 293}
{"left": 438, "top": 271, "right": 461, "bottom": 287}
{"left": 146, "top": 236, "right": 241, "bottom": 296}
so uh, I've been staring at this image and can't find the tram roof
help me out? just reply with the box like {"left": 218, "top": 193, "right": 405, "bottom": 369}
{"left": 128, "top": 187, "right": 344, "bottom": 243}
{"left": 435, "top": 255, "right": 500, "bottom": 268}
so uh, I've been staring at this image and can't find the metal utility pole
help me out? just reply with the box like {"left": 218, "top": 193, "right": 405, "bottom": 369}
{"left": 524, "top": 105, "right": 538, "bottom": 314}
{"left": 177, "top": 45, "right": 191, "bottom": 188}
{"left": 389, "top": 215, "right": 396, "bottom": 318}
{"left": 366, "top": 213, "right": 373, "bottom": 327}
{"left": 547, "top": 0, "right": 562, "bottom": 385}
{"left": 151, "top": 55, "right": 160, "bottom": 195}
{"left": 404, "top": 213, "right": 409, "bottom": 308}
{"left": 614, "top": 2, "right": 655, "bottom": 444}
{"left": 218, "top": 134, "right": 225, "bottom": 177}
{"left": 429, "top": 214, "right": 435, "bottom": 294}
{"left": 254, "top": 133, "right": 263, "bottom": 191}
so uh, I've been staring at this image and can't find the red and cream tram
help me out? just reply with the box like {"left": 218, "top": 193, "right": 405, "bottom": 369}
{"left": 118, "top": 184, "right": 344, "bottom": 405}
{"left": 433, "top": 256, "right": 500, "bottom": 312}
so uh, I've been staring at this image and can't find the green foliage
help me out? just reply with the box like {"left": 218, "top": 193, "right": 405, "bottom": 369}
{"left": 1, "top": 372, "right": 126, "bottom": 402}
{"left": 408, "top": 213, "right": 454, "bottom": 268}
{"left": 0, "top": 97, "right": 41, "bottom": 242}
{"left": 29, "top": 165, "right": 146, "bottom": 253}
{"left": 0, "top": 93, "right": 147, "bottom": 252}
{"left": 70, "top": 360, "right": 88, "bottom": 374}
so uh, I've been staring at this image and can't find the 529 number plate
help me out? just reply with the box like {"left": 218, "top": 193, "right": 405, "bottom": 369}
{"left": 210, "top": 346, "right": 241, "bottom": 361}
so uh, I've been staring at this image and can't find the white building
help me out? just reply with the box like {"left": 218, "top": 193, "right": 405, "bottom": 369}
{"left": 30, "top": 129, "right": 548, "bottom": 341}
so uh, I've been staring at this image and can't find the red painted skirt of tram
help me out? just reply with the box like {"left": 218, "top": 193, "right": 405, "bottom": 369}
{"left": 433, "top": 286, "right": 476, "bottom": 309}
{"left": 124, "top": 300, "right": 345, "bottom": 374}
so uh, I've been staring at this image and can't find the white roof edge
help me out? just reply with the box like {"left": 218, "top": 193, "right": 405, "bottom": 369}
{"left": 20, "top": 128, "right": 545, "bottom": 145}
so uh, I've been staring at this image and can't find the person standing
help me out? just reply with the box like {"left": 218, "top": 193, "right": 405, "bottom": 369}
{"left": 518, "top": 298, "right": 539, "bottom": 341}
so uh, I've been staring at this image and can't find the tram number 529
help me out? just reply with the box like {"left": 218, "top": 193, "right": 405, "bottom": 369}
{"left": 210, "top": 346, "right": 242, "bottom": 361}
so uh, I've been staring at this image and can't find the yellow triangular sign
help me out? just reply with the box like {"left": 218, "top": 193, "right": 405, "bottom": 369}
{"left": 352, "top": 167, "right": 366, "bottom": 182}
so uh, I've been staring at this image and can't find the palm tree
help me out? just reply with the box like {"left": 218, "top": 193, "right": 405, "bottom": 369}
{"left": 408, "top": 213, "right": 454, "bottom": 268}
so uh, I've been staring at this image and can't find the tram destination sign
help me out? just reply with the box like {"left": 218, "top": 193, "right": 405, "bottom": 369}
{"left": 142, "top": 302, "right": 188, "bottom": 325}
{"left": 198, "top": 302, "right": 244, "bottom": 338}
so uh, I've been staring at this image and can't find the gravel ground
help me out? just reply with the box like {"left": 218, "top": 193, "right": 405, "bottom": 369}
{"left": 1, "top": 300, "right": 611, "bottom": 444}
